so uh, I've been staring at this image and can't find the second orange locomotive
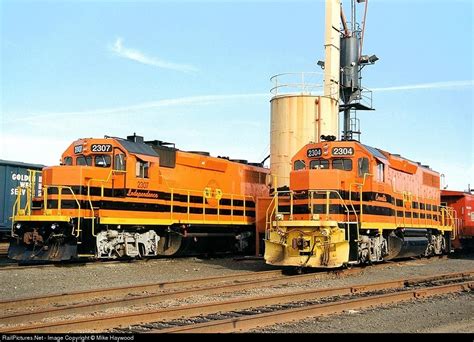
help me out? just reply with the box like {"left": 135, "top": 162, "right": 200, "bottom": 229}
{"left": 263, "top": 140, "right": 456, "bottom": 268}
{"left": 9, "top": 134, "right": 268, "bottom": 261}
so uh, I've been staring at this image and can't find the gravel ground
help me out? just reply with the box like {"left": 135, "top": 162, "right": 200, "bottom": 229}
{"left": 0, "top": 256, "right": 274, "bottom": 300}
{"left": 1, "top": 253, "right": 473, "bottom": 333}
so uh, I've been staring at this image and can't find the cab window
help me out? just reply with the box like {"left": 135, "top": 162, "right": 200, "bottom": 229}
{"left": 114, "top": 153, "right": 126, "bottom": 171}
{"left": 63, "top": 157, "right": 73, "bottom": 166}
{"left": 310, "top": 159, "right": 329, "bottom": 169}
{"left": 136, "top": 161, "right": 149, "bottom": 178}
{"left": 358, "top": 157, "right": 369, "bottom": 177}
{"left": 76, "top": 155, "right": 92, "bottom": 166}
{"left": 95, "top": 155, "right": 111, "bottom": 168}
{"left": 332, "top": 158, "right": 352, "bottom": 171}
{"left": 376, "top": 162, "right": 384, "bottom": 182}
{"left": 294, "top": 160, "right": 306, "bottom": 170}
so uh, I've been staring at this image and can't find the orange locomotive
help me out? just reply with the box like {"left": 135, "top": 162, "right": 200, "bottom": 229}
{"left": 9, "top": 134, "right": 269, "bottom": 261}
{"left": 263, "top": 140, "right": 456, "bottom": 268}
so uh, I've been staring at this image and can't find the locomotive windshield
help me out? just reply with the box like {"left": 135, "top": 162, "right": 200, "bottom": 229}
{"left": 76, "top": 155, "right": 92, "bottom": 166}
{"left": 308, "top": 158, "right": 352, "bottom": 171}
{"left": 94, "top": 155, "right": 111, "bottom": 168}
{"left": 310, "top": 159, "right": 329, "bottom": 169}
{"left": 63, "top": 157, "right": 73, "bottom": 166}
{"left": 332, "top": 158, "right": 352, "bottom": 171}
{"left": 73, "top": 154, "right": 111, "bottom": 167}
{"left": 296, "top": 158, "right": 350, "bottom": 170}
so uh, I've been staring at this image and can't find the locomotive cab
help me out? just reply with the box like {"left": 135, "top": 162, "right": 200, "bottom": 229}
{"left": 290, "top": 141, "right": 374, "bottom": 193}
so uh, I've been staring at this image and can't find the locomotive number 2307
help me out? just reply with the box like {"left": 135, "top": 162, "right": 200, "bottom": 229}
{"left": 91, "top": 144, "right": 112, "bottom": 153}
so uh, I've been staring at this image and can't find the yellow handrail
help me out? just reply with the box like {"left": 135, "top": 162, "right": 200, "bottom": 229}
{"left": 43, "top": 185, "right": 83, "bottom": 236}
{"left": 440, "top": 206, "right": 457, "bottom": 240}
{"left": 165, "top": 186, "right": 255, "bottom": 224}
{"left": 10, "top": 189, "right": 22, "bottom": 237}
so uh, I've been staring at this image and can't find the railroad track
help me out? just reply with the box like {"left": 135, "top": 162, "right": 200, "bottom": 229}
{"left": 0, "top": 264, "right": 471, "bottom": 333}
{"left": 152, "top": 277, "right": 473, "bottom": 333}
{"left": 0, "top": 257, "right": 432, "bottom": 315}
{"left": 0, "top": 268, "right": 360, "bottom": 330}
{"left": 0, "top": 254, "right": 266, "bottom": 271}
{"left": 0, "top": 253, "right": 448, "bottom": 272}
{"left": 0, "top": 258, "right": 146, "bottom": 271}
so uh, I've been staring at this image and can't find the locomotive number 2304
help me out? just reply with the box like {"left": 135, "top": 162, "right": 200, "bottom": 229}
{"left": 307, "top": 148, "right": 322, "bottom": 158}
{"left": 332, "top": 147, "right": 354, "bottom": 156}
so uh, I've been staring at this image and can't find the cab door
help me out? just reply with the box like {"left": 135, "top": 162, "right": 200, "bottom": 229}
{"left": 112, "top": 148, "right": 127, "bottom": 196}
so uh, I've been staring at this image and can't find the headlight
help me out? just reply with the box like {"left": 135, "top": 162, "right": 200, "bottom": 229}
{"left": 51, "top": 223, "right": 59, "bottom": 230}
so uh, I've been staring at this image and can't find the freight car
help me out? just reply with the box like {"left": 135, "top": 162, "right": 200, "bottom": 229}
{"left": 263, "top": 141, "right": 456, "bottom": 268}
{"left": 441, "top": 189, "right": 474, "bottom": 250}
{"left": 0, "top": 160, "right": 44, "bottom": 240}
{"left": 9, "top": 134, "right": 269, "bottom": 261}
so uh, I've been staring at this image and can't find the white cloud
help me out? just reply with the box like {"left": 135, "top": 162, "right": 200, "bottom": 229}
{"left": 372, "top": 80, "right": 474, "bottom": 92}
{"left": 6, "top": 93, "right": 268, "bottom": 124}
{"left": 109, "top": 37, "right": 199, "bottom": 73}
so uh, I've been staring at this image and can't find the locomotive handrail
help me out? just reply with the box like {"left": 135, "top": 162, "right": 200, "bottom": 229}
{"left": 440, "top": 205, "right": 457, "bottom": 240}
{"left": 11, "top": 189, "right": 22, "bottom": 237}
{"left": 348, "top": 173, "right": 371, "bottom": 239}
{"left": 10, "top": 169, "right": 38, "bottom": 237}
{"left": 264, "top": 176, "right": 279, "bottom": 238}
{"left": 86, "top": 169, "right": 124, "bottom": 237}
{"left": 166, "top": 186, "right": 255, "bottom": 224}
{"left": 42, "top": 185, "right": 83, "bottom": 237}
{"left": 390, "top": 179, "right": 441, "bottom": 229}
{"left": 85, "top": 169, "right": 128, "bottom": 237}
{"left": 265, "top": 195, "right": 277, "bottom": 239}
{"left": 270, "top": 189, "right": 353, "bottom": 224}
{"left": 13, "top": 169, "right": 41, "bottom": 218}
{"left": 308, "top": 190, "right": 353, "bottom": 224}
{"left": 159, "top": 169, "right": 254, "bottom": 224}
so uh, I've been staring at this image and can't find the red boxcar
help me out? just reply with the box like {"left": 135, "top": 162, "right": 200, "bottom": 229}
{"left": 441, "top": 190, "right": 474, "bottom": 250}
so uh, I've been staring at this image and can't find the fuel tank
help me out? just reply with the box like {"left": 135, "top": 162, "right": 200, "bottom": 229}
{"left": 386, "top": 229, "right": 428, "bottom": 259}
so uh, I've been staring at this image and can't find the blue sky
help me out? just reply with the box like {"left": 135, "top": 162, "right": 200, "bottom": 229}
{"left": 1, "top": 0, "right": 473, "bottom": 191}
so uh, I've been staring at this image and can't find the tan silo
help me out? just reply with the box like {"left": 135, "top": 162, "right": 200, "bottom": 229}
{"left": 269, "top": 74, "right": 339, "bottom": 188}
